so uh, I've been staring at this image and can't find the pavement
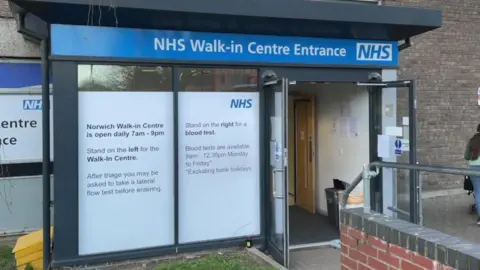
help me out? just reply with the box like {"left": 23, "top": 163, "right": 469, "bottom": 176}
{"left": 422, "top": 192, "right": 480, "bottom": 242}
{"left": 290, "top": 248, "right": 340, "bottom": 270}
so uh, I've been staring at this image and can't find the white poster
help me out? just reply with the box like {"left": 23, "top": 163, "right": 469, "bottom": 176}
{"left": 339, "top": 117, "right": 349, "bottom": 138}
{"left": 78, "top": 92, "right": 174, "bottom": 255}
{"left": 178, "top": 92, "right": 260, "bottom": 243}
{"left": 377, "top": 134, "right": 392, "bottom": 159}
{"left": 0, "top": 95, "right": 53, "bottom": 164}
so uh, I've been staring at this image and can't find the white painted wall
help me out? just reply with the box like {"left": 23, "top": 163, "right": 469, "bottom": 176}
{"left": 293, "top": 83, "right": 370, "bottom": 214}
{"left": 314, "top": 83, "right": 370, "bottom": 214}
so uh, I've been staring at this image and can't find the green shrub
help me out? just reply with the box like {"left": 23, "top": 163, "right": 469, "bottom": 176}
{"left": 0, "top": 245, "right": 14, "bottom": 269}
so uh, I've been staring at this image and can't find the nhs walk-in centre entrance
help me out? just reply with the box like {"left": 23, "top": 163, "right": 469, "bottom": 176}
{"left": 6, "top": 0, "right": 441, "bottom": 268}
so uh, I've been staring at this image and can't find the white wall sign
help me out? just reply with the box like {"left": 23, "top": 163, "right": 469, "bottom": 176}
{"left": 385, "top": 126, "right": 403, "bottom": 137}
{"left": 399, "top": 139, "right": 410, "bottom": 151}
{"left": 0, "top": 94, "right": 53, "bottom": 164}
{"left": 377, "top": 135, "right": 392, "bottom": 159}
{"left": 78, "top": 92, "right": 174, "bottom": 255}
{"left": 178, "top": 92, "right": 260, "bottom": 243}
{"left": 477, "top": 87, "right": 480, "bottom": 106}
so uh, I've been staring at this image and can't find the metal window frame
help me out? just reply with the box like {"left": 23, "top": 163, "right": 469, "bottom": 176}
{"left": 363, "top": 80, "right": 418, "bottom": 223}
{"left": 51, "top": 60, "right": 265, "bottom": 267}
{"left": 49, "top": 55, "right": 382, "bottom": 268}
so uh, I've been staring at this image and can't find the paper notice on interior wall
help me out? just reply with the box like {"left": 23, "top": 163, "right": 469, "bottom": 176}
{"left": 349, "top": 117, "right": 359, "bottom": 137}
{"left": 385, "top": 126, "right": 403, "bottom": 137}
{"left": 402, "top": 117, "right": 409, "bottom": 126}
{"left": 331, "top": 118, "right": 338, "bottom": 135}
{"left": 377, "top": 135, "right": 391, "bottom": 158}
{"left": 339, "top": 117, "right": 349, "bottom": 138}
{"left": 340, "top": 102, "right": 351, "bottom": 117}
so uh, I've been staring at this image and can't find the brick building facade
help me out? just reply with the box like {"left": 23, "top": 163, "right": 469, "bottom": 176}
{"left": 385, "top": 0, "right": 479, "bottom": 190}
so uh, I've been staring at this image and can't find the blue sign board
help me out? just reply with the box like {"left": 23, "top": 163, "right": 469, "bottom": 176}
{"left": 0, "top": 63, "right": 42, "bottom": 88}
{"left": 394, "top": 140, "right": 402, "bottom": 155}
{"left": 51, "top": 24, "right": 398, "bottom": 67}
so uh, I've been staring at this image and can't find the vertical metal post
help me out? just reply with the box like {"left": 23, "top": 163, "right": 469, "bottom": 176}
{"left": 282, "top": 78, "right": 290, "bottom": 268}
{"left": 41, "top": 38, "right": 51, "bottom": 270}
{"left": 363, "top": 164, "right": 371, "bottom": 213}
{"left": 258, "top": 70, "right": 266, "bottom": 249}
{"left": 408, "top": 80, "right": 419, "bottom": 224}
{"left": 173, "top": 67, "right": 179, "bottom": 247}
{"left": 367, "top": 86, "right": 383, "bottom": 213}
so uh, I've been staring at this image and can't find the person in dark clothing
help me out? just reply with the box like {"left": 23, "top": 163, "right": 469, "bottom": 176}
{"left": 464, "top": 124, "right": 480, "bottom": 224}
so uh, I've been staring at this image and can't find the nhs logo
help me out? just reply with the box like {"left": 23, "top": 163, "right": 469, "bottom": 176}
{"left": 356, "top": 43, "right": 393, "bottom": 61}
{"left": 230, "top": 99, "right": 253, "bottom": 109}
{"left": 23, "top": 99, "right": 42, "bottom": 110}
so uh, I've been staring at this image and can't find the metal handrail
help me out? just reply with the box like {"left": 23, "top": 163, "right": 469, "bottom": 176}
{"left": 341, "top": 172, "right": 362, "bottom": 208}
{"left": 387, "top": 206, "right": 409, "bottom": 217}
{"left": 341, "top": 161, "right": 480, "bottom": 209}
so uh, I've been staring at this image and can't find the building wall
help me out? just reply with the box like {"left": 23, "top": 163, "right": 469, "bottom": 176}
{"left": 0, "top": 0, "right": 9, "bottom": 16}
{"left": 341, "top": 208, "right": 471, "bottom": 270}
{"left": 385, "top": 0, "right": 479, "bottom": 190}
{"left": 0, "top": 1, "right": 40, "bottom": 58}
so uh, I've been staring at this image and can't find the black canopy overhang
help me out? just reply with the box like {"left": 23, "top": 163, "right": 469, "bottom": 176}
{"left": 10, "top": 0, "right": 441, "bottom": 42}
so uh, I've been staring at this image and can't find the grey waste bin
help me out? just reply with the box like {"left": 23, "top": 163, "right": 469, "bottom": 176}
{"left": 325, "top": 188, "right": 340, "bottom": 229}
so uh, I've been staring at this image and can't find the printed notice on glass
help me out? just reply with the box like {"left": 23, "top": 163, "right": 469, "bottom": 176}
{"left": 178, "top": 92, "right": 260, "bottom": 243}
{"left": 78, "top": 92, "right": 174, "bottom": 255}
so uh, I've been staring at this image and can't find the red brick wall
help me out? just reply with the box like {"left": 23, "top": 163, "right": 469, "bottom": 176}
{"left": 340, "top": 224, "right": 455, "bottom": 270}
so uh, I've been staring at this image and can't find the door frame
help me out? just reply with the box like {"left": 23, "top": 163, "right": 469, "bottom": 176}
{"left": 362, "top": 80, "right": 419, "bottom": 224}
{"left": 261, "top": 67, "right": 383, "bottom": 268}
{"left": 263, "top": 75, "right": 290, "bottom": 267}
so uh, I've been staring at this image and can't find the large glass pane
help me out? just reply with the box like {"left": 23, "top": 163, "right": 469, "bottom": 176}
{"left": 78, "top": 65, "right": 172, "bottom": 91}
{"left": 177, "top": 68, "right": 261, "bottom": 243}
{"left": 393, "top": 86, "right": 411, "bottom": 221}
{"left": 376, "top": 83, "right": 414, "bottom": 221}
{"left": 265, "top": 77, "right": 288, "bottom": 267}
{"left": 77, "top": 64, "right": 174, "bottom": 255}
{"left": 269, "top": 91, "right": 286, "bottom": 251}
{"left": 179, "top": 68, "right": 257, "bottom": 92}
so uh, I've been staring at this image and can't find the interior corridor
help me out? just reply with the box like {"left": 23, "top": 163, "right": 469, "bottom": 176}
{"left": 289, "top": 206, "right": 339, "bottom": 245}
{"left": 287, "top": 82, "right": 368, "bottom": 247}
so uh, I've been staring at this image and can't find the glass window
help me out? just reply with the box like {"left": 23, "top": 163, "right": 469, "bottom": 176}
{"left": 179, "top": 68, "right": 258, "bottom": 92}
{"left": 0, "top": 61, "right": 52, "bottom": 176}
{"left": 77, "top": 64, "right": 175, "bottom": 254}
{"left": 178, "top": 67, "right": 261, "bottom": 243}
{"left": 78, "top": 65, "right": 172, "bottom": 91}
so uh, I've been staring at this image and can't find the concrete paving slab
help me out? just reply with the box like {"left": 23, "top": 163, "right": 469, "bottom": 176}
{"left": 290, "top": 247, "right": 340, "bottom": 270}
{"left": 422, "top": 193, "right": 480, "bottom": 242}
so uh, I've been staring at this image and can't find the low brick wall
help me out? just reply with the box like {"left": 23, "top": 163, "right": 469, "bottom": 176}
{"left": 340, "top": 208, "right": 480, "bottom": 270}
